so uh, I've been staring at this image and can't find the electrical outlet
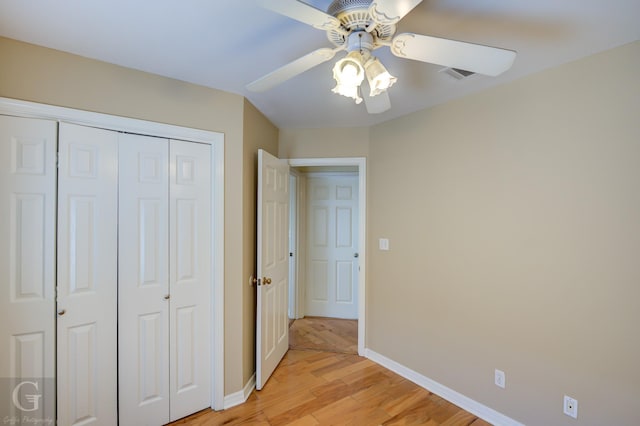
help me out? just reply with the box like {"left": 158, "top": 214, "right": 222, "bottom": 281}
{"left": 563, "top": 395, "right": 578, "bottom": 419}
{"left": 379, "top": 238, "right": 389, "bottom": 251}
{"left": 494, "top": 369, "right": 505, "bottom": 389}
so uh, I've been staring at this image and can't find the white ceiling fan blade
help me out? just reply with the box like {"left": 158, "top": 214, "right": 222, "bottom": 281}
{"left": 246, "top": 47, "right": 339, "bottom": 92}
{"left": 391, "top": 33, "right": 516, "bottom": 77}
{"left": 362, "top": 83, "right": 391, "bottom": 114}
{"left": 257, "top": 0, "right": 342, "bottom": 31}
{"left": 369, "top": 0, "right": 423, "bottom": 25}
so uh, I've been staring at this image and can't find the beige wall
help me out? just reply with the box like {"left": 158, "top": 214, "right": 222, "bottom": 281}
{"left": 0, "top": 36, "right": 276, "bottom": 396}
{"left": 367, "top": 41, "right": 640, "bottom": 425}
{"left": 241, "top": 99, "right": 279, "bottom": 385}
{"left": 278, "top": 126, "right": 369, "bottom": 158}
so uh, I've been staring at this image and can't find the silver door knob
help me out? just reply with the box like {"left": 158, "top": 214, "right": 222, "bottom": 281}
{"left": 354, "top": 253, "right": 359, "bottom": 258}
{"left": 164, "top": 294, "right": 170, "bottom": 300}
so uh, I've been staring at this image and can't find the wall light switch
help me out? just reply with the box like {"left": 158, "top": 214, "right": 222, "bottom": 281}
{"left": 379, "top": 238, "right": 389, "bottom": 251}
{"left": 494, "top": 369, "right": 505, "bottom": 389}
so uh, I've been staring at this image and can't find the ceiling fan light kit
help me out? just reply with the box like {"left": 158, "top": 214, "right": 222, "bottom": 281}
{"left": 331, "top": 30, "right": 394, "bottom": 103}
{"left": 250, "top": 0, "right": 516, "bottom": 114}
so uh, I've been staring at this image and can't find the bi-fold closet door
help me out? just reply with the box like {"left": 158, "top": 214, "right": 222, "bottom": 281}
{"left": 117, "top": 132, "right": 211, "bottom": 424}
{"left": 59, "top": 123, "right": 212, "bottom": 425}
{"left": 1, "top": 116, "right": 211, "bottom": 425}
{"left": 57, "top": 122, "right": 119, "bottom": 425}
{"left": 0, "top": 115, "right": 57, "bottom": 423}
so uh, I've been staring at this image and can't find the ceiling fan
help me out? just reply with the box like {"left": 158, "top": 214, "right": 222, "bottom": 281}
{"left": 247, "top": 0, "right": 516, "bottom": 114}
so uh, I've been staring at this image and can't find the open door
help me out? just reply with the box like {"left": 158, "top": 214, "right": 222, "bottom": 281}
{"left": 256, "top": 149, "right": 290, "bottom": 390}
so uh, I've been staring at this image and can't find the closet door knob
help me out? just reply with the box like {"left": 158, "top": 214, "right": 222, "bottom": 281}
{"left": 164, "top": 294, "right": 170, "bottom": 300}
{"left": 58, "top": 309, "right": 66, "bottom": 316}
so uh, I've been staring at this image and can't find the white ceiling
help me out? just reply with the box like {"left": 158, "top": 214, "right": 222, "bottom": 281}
{"left": 1, "top": 0, "right": 638, "bottom": 129}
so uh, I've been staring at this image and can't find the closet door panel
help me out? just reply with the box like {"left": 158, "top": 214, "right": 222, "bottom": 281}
{"left": 169, "top": 140, "right": 211, "bottom": 421}
{"left": 0, "top": 115, "right": 56, "bottom": 422}
{"left": 57, "top": 123, "right": 117, "bottom": 426}
{"left": 118, "top": 133, "right": 170, "bottom": 425}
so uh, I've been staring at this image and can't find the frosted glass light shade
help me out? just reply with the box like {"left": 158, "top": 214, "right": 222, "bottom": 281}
{"left": 365, "top": 57, "right": 397, "bottom": 96}
{"left": 332, "top": 51, "right": 365, "bottom": 104}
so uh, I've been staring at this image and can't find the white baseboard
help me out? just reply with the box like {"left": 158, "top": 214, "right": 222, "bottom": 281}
{"left": 364, "top": 349, "right": 524, "bottom": 426}
{"left": 223, "top": 373, "right": 256, "bottom": 410}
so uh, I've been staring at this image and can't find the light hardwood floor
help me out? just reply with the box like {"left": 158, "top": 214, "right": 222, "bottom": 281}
{"left": 170, "top": 350, "right": 491, "bottom": 425}
{"left": 170, "top": 318, "right": 491, "bottom": 425}
{"left": 289, "top": 316, "right": 358, "bottom": 354}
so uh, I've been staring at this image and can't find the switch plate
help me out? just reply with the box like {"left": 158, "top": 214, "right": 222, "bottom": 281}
{"left": 379, "top": 238, "right": 389, "bottom": 251}
{"left": 564, "top": 395, "right": 578, "bottom": 419}
{"left": 494, "top": 369, "right": 505, "bottom": 389}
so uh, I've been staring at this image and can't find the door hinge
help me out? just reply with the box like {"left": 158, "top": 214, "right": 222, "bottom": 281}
{"left": 56, "top": 152, "right": 60, "bottom": 169}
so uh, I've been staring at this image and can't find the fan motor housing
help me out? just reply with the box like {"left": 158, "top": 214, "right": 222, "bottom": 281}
{"left": 326, "top": 0, "right": 396, "bottom": 48}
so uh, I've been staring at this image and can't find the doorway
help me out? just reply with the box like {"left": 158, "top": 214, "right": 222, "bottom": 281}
{"left": 287, "top": 157, "right": 366, "bottom": 356}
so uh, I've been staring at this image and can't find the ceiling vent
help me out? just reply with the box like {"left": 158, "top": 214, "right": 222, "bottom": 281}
{"left": 441, "top": 67, "right": 476, "bottom": 80}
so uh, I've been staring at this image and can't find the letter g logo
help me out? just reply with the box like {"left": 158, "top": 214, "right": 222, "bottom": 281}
{"left": 12, "top": 380, "right": 42, "bottom": 412}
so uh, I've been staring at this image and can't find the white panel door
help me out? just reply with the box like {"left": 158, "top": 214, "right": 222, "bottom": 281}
{"left": 256, "top": 149, "right": 290, "bottom": 390}
{"left": 118, "top": 133, "right": 170, "bottom": 425}
{"left": 0, "top": 115, "right": 56, "bottom": 422}
{"left": 306, "top": 175, "right": 359, "bottom": 319}
{"left": 57, "top": 122, "right": 118, "bottom": 426}
{"left": 169, "top": 140, "right": 211, "bottom": 421}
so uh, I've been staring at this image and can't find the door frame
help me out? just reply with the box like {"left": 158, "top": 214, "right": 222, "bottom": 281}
{"left": 288, "top": 172, "right": 299, "bottom": 320}
{"left": 0, "top": 97, "right": 226, "bottom": 410}
{"left": 287, "top": 157, "right": 366, "bottom": 356}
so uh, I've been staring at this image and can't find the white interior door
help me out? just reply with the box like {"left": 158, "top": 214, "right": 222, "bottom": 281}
{"left": 57, "top": 122, "right": 118, "bottom": 425}
{"left": 118, "top": 133, "right": 170, "bottom": 425}
{"left": 169, "top": 139, "right": 211, "bottom": 421}
{"left": 305, "top": 174, "right": 359, "bottom": 319}
{"left": 256, "top": 149, "right": 290, "bottom": 390}
{"left": 0, "top": 115, "right": 56, "bottom": 422}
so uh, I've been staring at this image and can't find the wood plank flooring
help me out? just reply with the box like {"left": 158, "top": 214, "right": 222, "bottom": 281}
{"left": 170, "top": 317, "right": 491, "bottom": 425}
{"left": 289, "top": 317, "right": 358, "bottom": 355}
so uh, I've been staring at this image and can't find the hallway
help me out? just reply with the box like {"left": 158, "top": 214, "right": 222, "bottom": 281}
{"left": 289, "top": 317, "right": 358, "bottom": 355}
